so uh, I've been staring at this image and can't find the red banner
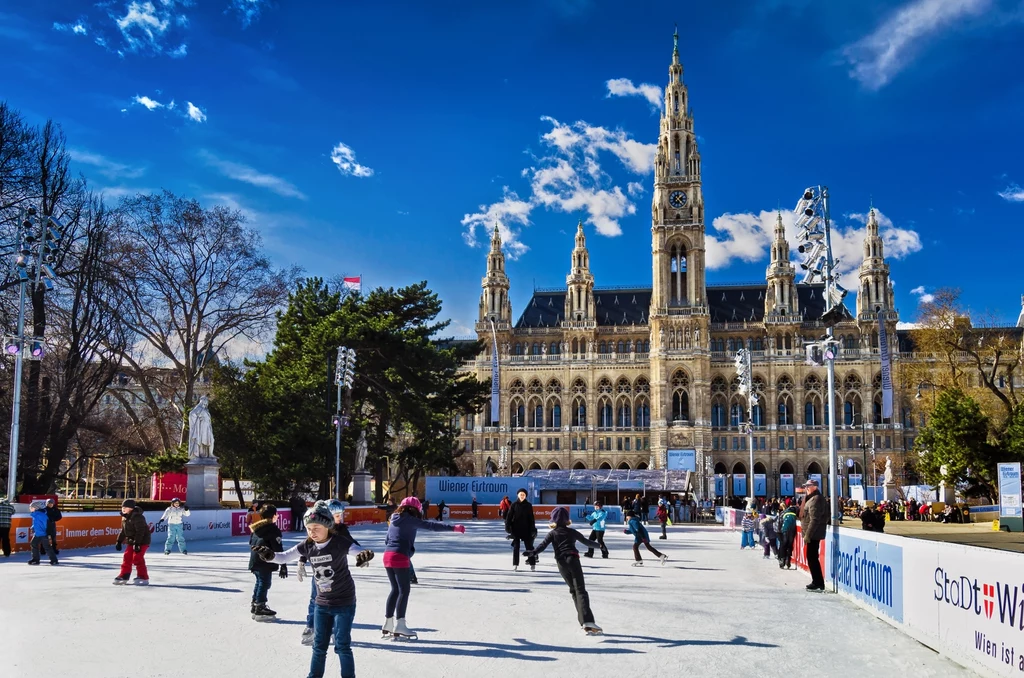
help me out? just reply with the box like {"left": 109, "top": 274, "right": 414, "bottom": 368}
{"left": 150, "top": 472, "right": 188, "bottom": 501}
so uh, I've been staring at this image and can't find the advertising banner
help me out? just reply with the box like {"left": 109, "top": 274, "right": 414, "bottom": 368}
{"left": 666, "top": 449, "right": 696, "bottom": 472}
{"left": 849, "top": 474, "right": 863, "bottom": 487}
{"left": 998, "top": 463, "right": 1021, "bottom": 518}
{"left": 826, "top": 529, "right": 904, "bottom": 622}
{"left": 732, "top": 474, "right": 746, "bottom": 497}
{"left": 714, "top": 475, "right": 725, "bottom": 497}
{"left": 425, "top": 476, "right": 520, "bottom": 504}
{"left": 753, "top": 474, "right": 766, "bottom": 496}
{"left": 780, "top": 474, "right": 794, "bottom": 496}
{"left": 150, "top": 472, "right": 188, "bottom": 501}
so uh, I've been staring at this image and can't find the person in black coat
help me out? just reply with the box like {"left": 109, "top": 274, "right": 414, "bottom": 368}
{"left": 248, "top": 505, "right": 287, "bottom": 619}
{"left": 289, "top": 495, "right": 307, "bottom": 531}
{"left": 504, "top": 488, "right": 537, "bottom": 571}
{"left": 45, "top": 498, "right": 62, "bottom": 555}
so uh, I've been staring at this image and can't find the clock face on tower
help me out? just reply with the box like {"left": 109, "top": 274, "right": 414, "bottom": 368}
{"left": 669, "top": 191, "right": 687, "bottom": 209}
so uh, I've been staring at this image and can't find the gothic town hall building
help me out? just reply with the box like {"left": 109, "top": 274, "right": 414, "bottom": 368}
{"left": 457, "top": 36, "right": 917, "bottom": 497}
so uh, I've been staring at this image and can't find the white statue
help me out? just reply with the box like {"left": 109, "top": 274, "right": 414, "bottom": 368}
{"left": 883, "top": 456, "right": 894, "bottom": 484}
{"left": 188, "top": 396, "right": 215, "bottom": 460}
{"left": 355, "top": 430, "right": 369, "bottom": 472}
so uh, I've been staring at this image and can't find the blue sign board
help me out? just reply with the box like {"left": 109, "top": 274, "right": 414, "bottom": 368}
{"left": 425, "top": 476, "right": 519, "bottom": 504}
{"left": 998, "top": 462, "right": 1022, "bottom": 518}
{"left": 754, "top": 474, "right": 766, "bottom": 496}
{"left": 780, "top": 474, "right": 794, "bottom": 496}
{"left": 666, "top": 449, "right": 696, "bottom": 472}
{"left": 827, "top": 530, "right": 904, "bottom": 623}
{"left": 714, "top": 475, "right": 725, "bottom": 497}
{"left": 733, "top": 474, "right": 746, "bottom": 497}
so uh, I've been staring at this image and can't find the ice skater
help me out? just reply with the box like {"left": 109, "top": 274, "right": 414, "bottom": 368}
{"left": 113, "top": 499, "right": 150, "bottom": 584}
{"left": 524, "top": 507, "right": 603, "bottom": 635}
{"left": 505, "top": 488, "right": 538, "bottom": 571}
{"left": 27, "top": 501, "right": 57, "bottom": 566}
{"left": 254, "top": 500, "right": 374, "bottom": 678}
{"left": 582, "top": 500, "right": 609, "bottom": 558}
{"left": 158, "top": 497, "right": 191, "bottom": 555}
{"left": 247, "top": 504, "right": 287, "bottom": 620}
{"left": 45, "top": 498, "right": 62, "bottom": 555}
{"left": 760, "top": 511, "right": 778, "bottom": 559}
{"left": 778, "top": 503, "right": 798, "bottom": 569}
{"left": 656, "top": 500, "right": 670, "bottom": 539}
{"left": 381, "top": 497, "right": 465, "bottom": 640}
{"left": 623, "top": 510, "right": 667, "bottom": 566}
{"left": 300, "top": 500, "right": 356, "bottom": 645}
{"left": 740, "top": 509, "right": 757, "bottom": 549}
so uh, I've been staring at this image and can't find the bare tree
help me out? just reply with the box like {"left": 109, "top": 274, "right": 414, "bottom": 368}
{"left": 108, "top": 191, "right": 297, "bottom": 453}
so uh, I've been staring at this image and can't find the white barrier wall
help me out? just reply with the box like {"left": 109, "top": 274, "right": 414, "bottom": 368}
{"left": 824, "top": 526, "right": 1024, "bottom": 677}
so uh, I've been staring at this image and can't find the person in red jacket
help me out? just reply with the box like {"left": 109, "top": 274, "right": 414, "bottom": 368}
{"left": 656, "top": 501, "right": 670, "bottom": 540}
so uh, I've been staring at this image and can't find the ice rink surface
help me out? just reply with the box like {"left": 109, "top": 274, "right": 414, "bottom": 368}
{"left": 2, "top": 521, "right": 972, "bottom": 677}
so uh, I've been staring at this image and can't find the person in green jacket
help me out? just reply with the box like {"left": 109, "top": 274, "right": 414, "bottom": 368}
{"left": 777, "top": 503, "right": 798, "bottom": 570}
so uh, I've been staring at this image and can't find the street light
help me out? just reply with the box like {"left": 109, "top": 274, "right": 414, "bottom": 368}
{"left": 916, "top": 380, "right": 937, "bottom": 409}
{"left": 6, "top": 206, "right": 62, "bottom": 501}
{"left": 333, "top": 346, "right": 357, "bottom": 498}
{"left": 734, "top": 348, "right": 755, "bottom": 506}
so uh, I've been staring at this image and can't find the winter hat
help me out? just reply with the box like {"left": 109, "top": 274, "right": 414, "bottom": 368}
{"left": 121, "top": 499, "right": 137, "bottom": 509}
{"left": 517, "top": 488, "right": 528, "bottom": 496}
{"left": 170, "top": 497, "right": 181, "bottom": 505}
{"left": 327, "top": 499, "right": 345, "bottom": 517}
{"left": 625, "top": 509, "right": 636, "bottom": 518}
{"left": 398, "top": 496, "right": 422, "bottom": 513}
{"left": 260, "top": 505, "right": 278, "bottom": 520}
{"left": 550, "top": 506, "right": 570, "bottom": 526}
{"left": 304, "top": 501, "right": 334, "bottom": 528}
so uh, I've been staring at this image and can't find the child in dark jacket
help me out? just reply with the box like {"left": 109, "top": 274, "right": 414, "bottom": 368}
{"left": 624, "top": 510, "right": 667, "bottom": 566}
{"left": 28, "top": 501, "right": 57, "bottom": 565}
{"left": 114, "top": 499, "right": 150, "bottom": 584}
{"left": 248, "top": 505, "right": 287, "bottom": 619}
{"left": 525, "top": 507, "right": 603, "bottom": 635}
{"left": 656, "top": 501, "right": 670, "bottom": 539}
{"left": 381, "top": 496, "right": 465, "bottom": 639}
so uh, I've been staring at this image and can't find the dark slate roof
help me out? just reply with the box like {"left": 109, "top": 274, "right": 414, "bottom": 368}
{"left": 515, "top": 288, "right": 652, "bottom": 328}
{"left": 515, "top": 283, "right": 849, "bottom": 328}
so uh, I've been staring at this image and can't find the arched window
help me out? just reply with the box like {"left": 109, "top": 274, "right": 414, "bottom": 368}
{"left": 616, "top": 340, "right": 625, "bottom": 354}
{"left": 804, "top": 396, "right": 821, "bottom": 426}
{"left": 635, "top": 398, "right": 651, "bottom": 428}
{"left": 547, "top": 399, "right": 562, "bottom": 429}
{"left": 618, "top": 461, "right": 632, "bottom": 470}
{"left": 617, "top": 398, "right": 632, "bottom": 428}
{"left": 730, "top": 402, "right": 746, "bottom": 427}
{"left": 572, "top": 397, "right": 587, "bottom": 426}
{"left": 598, "top": 341, "right": 608, "bottom": 354}
{"left": 549, "top": 341, "right": 559, "bottom": 355}
{"left": 599, "top": 462, "right": 612, "bottom": 470}
{"left": 672, "top": 391, "right": 690, "bottom": 421}
{"left": 752, "top": 402, "right": 764, "bottom": 427}
{"left": 511, "top": 462, "right": 525, "bottom": 474}
{"left": 529, "top": 461, "right": 542, "bottom": 470}
{"left": 529, "top": 398, "right": 543, "bottom": 428}
{"left": 510, "top": 399, "right": 525, "bottom": 428}
{"left": 547, "top": 461, "right": 561, "bottom": 470}
{"left": 573, "top": 461, "right": 587, "bottom": 470}
{"left": 711, "top": 401, "right": 726, "bottom": 427}
{"left": 531, "top": 342, "right": 541, "bottom": 355}
{"left": 598, "top": 398, "right": 613, "bottom": 429}
{"left": 711, "top": 374, "right": 728, "bottom": 428}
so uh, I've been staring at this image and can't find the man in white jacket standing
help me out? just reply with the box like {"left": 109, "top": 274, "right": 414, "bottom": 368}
{"left": 159, "top": 497, "right": 191, "bottom": 555}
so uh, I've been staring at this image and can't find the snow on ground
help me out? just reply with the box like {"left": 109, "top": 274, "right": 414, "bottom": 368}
{"left": 2, "top": 521, "right": 971, "bottom": 677}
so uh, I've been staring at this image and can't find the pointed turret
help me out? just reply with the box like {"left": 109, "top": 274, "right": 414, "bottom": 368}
{"left": 856, "top": 207, "right": 894, "bottom": 318}
{"left": 765, "top": 211, "right": 799, "bottom": 318}
{"left": 565, "top": 220, "right": 596, "bottom": 322}
{"left": 479, "top": 223, "right": 512, "bottom": 324}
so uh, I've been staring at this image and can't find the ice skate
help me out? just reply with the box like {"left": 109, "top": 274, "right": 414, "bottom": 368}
{"left": 530, "top": 562, "right": 536, "bottom": 571}
{"left": 632, "top": 561, "right": 644, "bottom": 567}
{"left": 182, "top": 551, "right": 188, "bottom": 555}
{"left": 659, "top": 554, "right": 668, "bottom": 566}
{"left": 391, "top": 618, "right": 417, "bottom": 640}
{"left": 381, "top": 617, "right": 394, "bottom": 638}
{"left": 164, "top": 551, "right": 170, "bottom": 555}
{"left": 601, "top": 552, "right": 609, "bottom": 559}
{"left": 113, "top": 575, "right": 130, "bottom": 585}
{"left": 252, "top": 604, "right": 276, "bottom": 621}
{"left": 27, "top": 560, "right": 39, "bottom": 565}
{"left": 133, "top": 578, "right": 149, "bottom": 586}
{"left": 583, "top": 622, "right": 603, "bottom": 636}
{"left": 301, "top": 627, "right": 314, "bottom": 645}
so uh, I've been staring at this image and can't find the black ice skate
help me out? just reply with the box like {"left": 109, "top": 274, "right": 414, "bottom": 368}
{"left": 113, "top": 574, "right": 130, "bottom": 585}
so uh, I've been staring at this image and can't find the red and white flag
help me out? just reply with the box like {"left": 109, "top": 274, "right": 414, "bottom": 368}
{"left": 342, "top": 276, "right": 361, "bottom": 293}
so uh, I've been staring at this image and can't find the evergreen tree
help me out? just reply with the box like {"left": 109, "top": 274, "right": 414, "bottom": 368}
{"left": 915, "top": 388, "right": 998, "bottom": 499}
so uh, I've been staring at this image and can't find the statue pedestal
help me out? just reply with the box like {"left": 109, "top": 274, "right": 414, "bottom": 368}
{"left": 938, "top": 483, "right": 955, "bottom": 506}
{"left": 882, "top": 483, "right": 897, "bottom": 502}
{"left": 351, "top": 471, "right": 373, "bottom": 505}
{"left": 186, "top": 458, "right": 221, "bottom": 509}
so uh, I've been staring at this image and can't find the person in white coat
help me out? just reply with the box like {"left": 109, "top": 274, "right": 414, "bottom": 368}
{"left": 158, "top": 498, "right": 191, "bottom": 554}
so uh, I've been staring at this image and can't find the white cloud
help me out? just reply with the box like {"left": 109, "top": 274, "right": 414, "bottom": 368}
{"left": 132, "top": 94, "right": 164, "bottom": 110}
{"left": 605, "top": 77, "right": 663, "bottom": 110}
{"left": 116, "top": 1, "right": 171, "bottom": 52}
{"left": 910, "top": 285, "right": 936, "bottom": 304}
{"left": 704, "top": 206, "right": 923, "bottom": 289}
{"left": 185, "top": 101, "right": 207, "bottom": 123}
{"left": 841, "top": 0, "right": 991, "bottom": 90}
{"left": 896, "top": 321, "right": 923, "bottom": 329}
{"left": 463, "top": 115, "right": 656, "bottom": 256}
{"left": 330, "top": 142, "right": 374, "bottom": 178}
{"left": 53, "top": 21, "right": 88, "bottom": 35}
{"left": 169, "top": 43, "right": 187, "bottom": 58}
{"left": 69, "top": 148, "right": 145, "bottom": 180}
{"left": 998, "top": 183, "right": 1024, "bottom": 202}
{"left": 200, "top": 151, "right": 307, "bottom": 200}
{"left": 229, "top": 0, "right": 271, "bottom": 28}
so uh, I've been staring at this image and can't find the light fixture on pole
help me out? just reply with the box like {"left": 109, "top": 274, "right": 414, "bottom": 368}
{"left": 794, "top": 185, "right": 843, "bottom": 527}
{"left": 6, "top": 207, "right": 62, "bottom": 501}
{"left": 734, "top": 347, "right": 755, "bottom": 506}
{"left": 333, "top": 346, "right": 357, "bottom": 498}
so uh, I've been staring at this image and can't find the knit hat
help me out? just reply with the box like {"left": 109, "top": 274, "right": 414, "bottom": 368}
{"left": 550, "top": 506, "right": 570, "bottom": 526}
{"left": 260, "top": 505, "right": 278, "bottom": 520}
{"left": 121, "top": 499, "right": 137, "bottom": 509}
{"left": 398, "top": 496, "right": 422, "bottom": 513}
{"left": 327, "top": 499, "right": 345, "bottom": 517}
{"left": 625, "top": 509, "right": 636, "bottom": 518}
{"left": 304, "top": 500, "right": 334, "bottom": 528}
{"left": 517, "top": 487, "right": 527, "bottom": 496}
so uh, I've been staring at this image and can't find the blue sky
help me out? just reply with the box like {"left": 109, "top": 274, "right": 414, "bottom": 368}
{"left": 3, "top": 0, "right": 1023, "bottom": 340}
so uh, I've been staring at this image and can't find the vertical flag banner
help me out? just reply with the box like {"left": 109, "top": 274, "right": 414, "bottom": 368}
{"left": 878, "top": 309, "right": 893, "bottom": 419}
{"left": 343, "top": 276, "right": 361, "bottom": 293}
{"left": 489, "top": 320, "right": 500, "bottom": 424}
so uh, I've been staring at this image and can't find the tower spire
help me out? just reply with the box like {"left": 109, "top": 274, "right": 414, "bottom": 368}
{"left": 479, "top": 222, "right": 511, "bottom": 324}
{"left": 673, "top": 25, "right": 679, "bottom": 64}
{"left": 565, "top": 219, "right": 595, "bottom": 322}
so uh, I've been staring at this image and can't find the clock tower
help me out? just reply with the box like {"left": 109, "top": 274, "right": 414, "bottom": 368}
{"left": 649, "top": 29, "right": 710, "bottom": 467}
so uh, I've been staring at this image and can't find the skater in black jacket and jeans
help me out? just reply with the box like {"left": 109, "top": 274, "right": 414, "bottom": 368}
{"left": 524, "top": 507, "right": 602, "bottom": 635}
{"left": 504, "top": 488, "right": 537, "bottom": 571}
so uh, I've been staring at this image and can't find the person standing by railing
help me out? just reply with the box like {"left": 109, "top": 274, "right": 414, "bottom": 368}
{"left": 0, "top": 496, "right": 14, "bottom": 557}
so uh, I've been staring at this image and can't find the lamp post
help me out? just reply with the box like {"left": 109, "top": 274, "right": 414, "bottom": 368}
{"left": 916, "top": 380, "right": 937, "bottom": 410}
{"left": 333, "top": 347, "right": 356, "bottom": 498}
{"left": 6, "top": 206, "right": 62, "bottom": 501}
{"left": 734, "top": 347, "right": 755, "bottom": 506}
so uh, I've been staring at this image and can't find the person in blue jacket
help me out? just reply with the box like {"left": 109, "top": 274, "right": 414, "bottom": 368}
{"left": 28, "top": 501, "right": 58, "bottom": 565}
{"left": 381, "top": 496, "right": 465, "bottom": 639}
{"left": 582, "top": 501, "right": 610, "bottom": 558}
{"left": 623, "top": 510, "right": 666, "bottom": 566}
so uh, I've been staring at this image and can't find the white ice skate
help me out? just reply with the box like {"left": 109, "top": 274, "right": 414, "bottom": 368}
{"left": 659, "top": 554, "right": 668, "bottom": 566}
{"left": 381, "top": 617, "right": 394, "bottom": 638}
{"left": 583, "top": 622, "right": 603, "bottom": 636}
{"left": 133, "top": 579, "right": 149, "bottom": 586}
{"left": 391, "top": 618, "right": 417, "bottom": 640}
{"left": 301, "top": 627, "right": 314, "bottom": 646}
{"left": 632, "top": 561, "right": 644, "bottom": 567}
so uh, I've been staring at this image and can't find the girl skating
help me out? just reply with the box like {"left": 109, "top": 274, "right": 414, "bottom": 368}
{"left": 624, "top": 510, "right": 667, "bottom": 566}
{"left": 582, "top": 501, "right": 609, "bottom": 558}
{"left": 300, "top": 500, "right": 356, "bottom": 645}
{"left": 248, "top": 504, "right": 286, "bottom": 620}
{"left": 158, "top": 497, "right": 191, "bottom": 555}
{"left": 524, "top": 507, "right": 603, "bottom": 635}
{"left": 382, "top": 496, "right": 465, "bottom": 639}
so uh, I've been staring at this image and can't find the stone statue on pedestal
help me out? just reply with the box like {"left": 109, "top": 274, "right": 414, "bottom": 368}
{"left": 188, "top": 396, "right": 215, "bottom": 460}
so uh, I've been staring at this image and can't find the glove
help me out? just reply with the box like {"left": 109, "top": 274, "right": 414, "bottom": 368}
{"left": 279, "top": 565, "right": 289, "bottom": 579}
{"left": 355, "top": 549, "right": 374, "bottom": 568}
{"left": 623, "top": 529, "right": 630, "bottom": 534}
{"left": 157, "top": 519, "right": 165, "bottom": 525}
{"left": 181, "top": 505, "right": 189, "bottom": 511}
{"left": 115, "top": 541, "right": 123, "bottom": 551}
{"left": 133, "top": 544, "right": 141, "bottom": 553}
{"left": 297, "top": 561, "right": 307, "bottom": 582}
{"left": 505, "top": 533, "right": 513, "bottom": 540}
{"left": 453, "top": 524, "right": 465, "bottom": 534}
{"left": 252, "top": 545, "right": 275, "bottom": 561}
{"left": 523, "top": 550, "right": 534, "bottom": 558}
